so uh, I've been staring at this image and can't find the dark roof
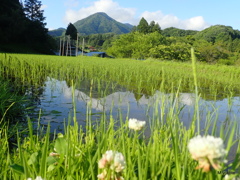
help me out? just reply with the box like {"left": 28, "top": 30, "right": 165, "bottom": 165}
{"left": 85, "top": 52, "right": 106, "bottom": 56}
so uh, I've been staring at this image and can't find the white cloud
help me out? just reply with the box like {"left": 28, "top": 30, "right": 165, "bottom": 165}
{"left": 64, "top": 0, "right": 137, "bottom": 24}
{"left": 63, "top": 0, "right": 209, "bottom": 30}
{"left": 182, "top": 16, "right": 209, "bottom": 30}
{"left": 47, "top": 27, "right": 55, "bottom": 31}
{"left": 141, "top": 11, "right": 209, "bottom": 30}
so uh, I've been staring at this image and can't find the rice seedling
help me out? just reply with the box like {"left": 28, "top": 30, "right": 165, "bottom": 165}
{"left": 0, "top": 52, "right": 239, "bottom": 179}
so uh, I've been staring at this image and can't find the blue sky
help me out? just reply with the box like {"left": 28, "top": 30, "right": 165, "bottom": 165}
{"left": 40, "top": 0, "right": 240, "bottom": 31}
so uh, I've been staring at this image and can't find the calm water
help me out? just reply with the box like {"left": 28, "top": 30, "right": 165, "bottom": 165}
{"left": 27, "top": 77, "right": 240, "bottom": 135}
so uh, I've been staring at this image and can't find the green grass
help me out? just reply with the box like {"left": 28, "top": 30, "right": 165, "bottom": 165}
{"left": 0, "top": 77, "right": 26, "bottom": 124}
{"left": 0, "top": 53, "right": 239, "bottom": 179}
{"left": 0, "top": 53, "right": 240, "bottom": 100}
{"left": 1, "top": 92, "right": 239, "bottom": 179}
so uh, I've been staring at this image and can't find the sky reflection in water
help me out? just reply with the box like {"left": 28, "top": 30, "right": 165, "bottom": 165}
{"left": 31, "top": 78, "right": 240, "bottom": 134}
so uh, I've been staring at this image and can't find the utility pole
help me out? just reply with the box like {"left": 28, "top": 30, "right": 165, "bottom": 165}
{"left": 62, "top": 36, "right": 65, "bottom": 56}
{"left": 76, "top": 33, "right": 78, "bottom": 56}
{"left": 66, "top": 36, "right": 69, "bottom": 56}
{"left": 59, "top": 38, "right": 62, "bottom": 56}
{"left": 69, "top": 36, "right": 71, "bottom": 56}
{"left": 82, "top": 38, "right": 85, "bottom": 56}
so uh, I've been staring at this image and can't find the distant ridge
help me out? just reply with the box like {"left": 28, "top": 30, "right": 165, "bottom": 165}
{"left": 48, "top": 28, "right": 65, "bottom": 37}
{"left": 48, "top": 12, "right": 133, "bottom": 36}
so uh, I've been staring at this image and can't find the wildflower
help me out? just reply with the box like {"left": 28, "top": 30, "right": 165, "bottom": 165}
{"left": 224, "top": 174, "right": 240, "bottom": 180}
{"left": 111, "top": 152, "right": 126, "bottom": 172}
{"left": 27, "top": 176, "right": 45, "bottom": 180}
{"left": 104, "top": 150, "right": 115, "bottom": 162}
{"left": 98, "top": 150, "right": 126, "bottom": 179}
{"left": 128, "top": 118, "right": 146, "bottom": 131}
{"left": 98, "top": 150, "right": 126, "bottom": 171}
{"left": 98, "top": 156, "right": 108, "bottom": 169}
{"left": 35, "top": 177, "right": 44, "bottom": 180}
{"left": 97, "top": 170, "right": 107, "bottom": 179}
{"left": 188, "top": 135, "right": 227, "bottom": 172}
{"left": 97, "top": 170, "right": 124, "bottom": 180}
{"left": 49, "top": 152, "right": 59, "bottom": 157}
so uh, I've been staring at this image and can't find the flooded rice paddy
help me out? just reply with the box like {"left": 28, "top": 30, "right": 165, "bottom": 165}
{"left": 27, "top": 77, "right": 240, "bottom": 134}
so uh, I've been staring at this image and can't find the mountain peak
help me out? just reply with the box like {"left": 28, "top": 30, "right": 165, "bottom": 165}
{"left": 73, "top": 12, "right": 133, "bottom": 35}
{"left": 48, "top": 12, "right": 133, "bottom": 36}
{"left": 94, "top": 12, "right": 108, "bottom": 16}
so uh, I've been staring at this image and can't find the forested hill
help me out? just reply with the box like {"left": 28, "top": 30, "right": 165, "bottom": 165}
{"left": 194, "top": 25, "right": 240, "bottom": 43}
{"left": 162, "top": 27, "right": 198, "bottom": 37}
{"left": 48, "top": 28, "right": 66, "bottom": 37}
{"left": 49, "top": 12, "right": 133, "bottom": 36}
{"left": 161, "top": 25, "right": 240, "bottom": 52}
{"left": 74, "top": 12, "right": 133, "bottom": 35}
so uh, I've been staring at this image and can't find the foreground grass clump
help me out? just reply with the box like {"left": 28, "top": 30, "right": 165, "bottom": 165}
{"left": 1, "top": 99, "right": 239, "bottom": 180}
{"left": 0, "top": 77, "right": 26, "bottom": 123}
{"left": 2, "top": 79, "right": 240, "bottom": 180}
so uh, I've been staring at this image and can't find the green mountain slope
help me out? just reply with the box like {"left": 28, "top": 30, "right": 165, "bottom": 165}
{"left": 194, "top": 25, "right": 240, "bottom": 43}
{"left": 162, "top": 27, "right": 198, "bottom": 37}
{"left": 48, "top": 28, "right": 66, "bottom": 37}
{"left": 74, "top": 12, "right": 133, "bottom": 35}
{"left": 48, "top": 12, "right": 133, "bottom": 36}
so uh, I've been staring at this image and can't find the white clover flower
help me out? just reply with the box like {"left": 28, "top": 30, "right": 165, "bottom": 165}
{"left": 97, "top": 170, "right": 107, "bottom": 180}
{"left": 111, "top": 152, "right": 126, "bottom": 173}
{"left": 27, "top": 176, "right": 45, "bottom": 180}
{"left": 98, "top": 150, "right": 126, "bottom": 173}
{"left": 49, "top": 152, "right": 59, "bottom": 157}
{"left": 104, "top": 150, "right": 115, "bottom": 162}
{"left": 128, "top": 118, "right": 146, "bottom": 131}
{"left": 224, "top": 174, "right": 240, "bottom": 180}
{"left": 36, "top": 177, "right": 44, "bottom": 180}
{"left": 188, "top": 135, "right": 227, "bottom": 172}
{"left": 97, "top": 169, "right": 124, "bottom": 180}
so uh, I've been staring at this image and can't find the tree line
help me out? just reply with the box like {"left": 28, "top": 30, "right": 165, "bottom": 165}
{"left": 0, "top": 0, "right": 55, "bottom": 54}
{"left": 106, "top": 18, "right": 240, "bottom": 64}
{"left": 63, "top": 17, "right": 240, "bottom": 64}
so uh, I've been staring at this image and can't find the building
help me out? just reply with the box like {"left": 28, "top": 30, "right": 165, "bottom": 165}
{"left": 85, "top": 52, "right": 113, "bottom": 58}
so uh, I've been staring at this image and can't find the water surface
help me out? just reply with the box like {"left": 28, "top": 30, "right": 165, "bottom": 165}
{"left": 28, "top": 78, "right": 240, "bottom": 134}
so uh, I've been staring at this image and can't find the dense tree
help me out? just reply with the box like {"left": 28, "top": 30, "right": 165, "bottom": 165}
{"left": 24, "top": 0, "right": 45, "bottom": 24}
{"left": 107, "top": 33, "right": 135, "bottom": 58}
{"left": 135, "top": 18, "right": 161, "bottom": 34}
{"left": 66, "top": 23, "right": 78, "bottom": 40}
{"left": 149, "top": 43, "right": 191, "bottom": 61}
{"left": 137, "top": 17, "right": 149, "bottom": 34}
{"left": 107, "top": 32, "right": 166, "bottom": 59}
{"left": 0, "top": 0, "right": 26, "bottom": 43}
{"left": 106, "top": 29, "right": 234, "bottom": 63}
{"left": 194, "top": 25, "right": 240, "bottom": 52}
{"left": 193, "top": 40, "right": 229, "bottom": 63}
{"left": 149, "top": 21, "right": 162, "bottom": 34}
{"left": 22, "top": 0, "right": 51, "bottom": 53}
{"left": 0, "top": 0, "right": 56, "bottom": 54}
{"left": 131, "top": 26, "right": 137, "bottom": 32}
{"left": 162, "top": 27, "right": 198, "bottom": 37}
